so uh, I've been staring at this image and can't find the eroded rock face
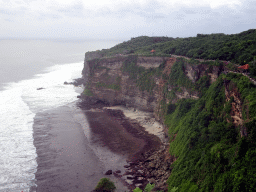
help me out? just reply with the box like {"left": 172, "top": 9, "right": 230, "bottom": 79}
{"left": 184, "top": 63, "right": 221, "bottom": 84}
{"left": 83, "top": 56, "right": 163, "bottom": 113}
{"left": 224, "top": 79, "right": 247, "bottom": 137}
{"left": 82, "top": 55, "right": 223, "bottom": 122}
{"left": 137, "top": 56, "right": 169, "bottom": 69}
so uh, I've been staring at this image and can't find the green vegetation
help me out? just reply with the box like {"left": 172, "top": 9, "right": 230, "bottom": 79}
{"left": 87, "top": 29, "right": 256, "bottom": 65}
{"left": 249, "top": 56, "right": 256, "bottom": 77}
{"left": 96, "top": 81, "right": 121, "bottom": 91}
{"left": 87, "top": 58, "right": 112, "bottom": 76}
{"left": 83, "top": 83, "right": 93, "bottom": 96}
{"left": 165, "top": 73, "right": 256, "bottom": 191}
{"left": 121, "top": 54, "right": 144, "bottom": 79}
{"left": 95, "top": 75, "right": 121, "bottom": 91}
{"left": 133, "top": 183, "right": 163, "bottom": 192}
{"left": 167, "top": 58, "right": 194, "bottom": 89}
{"left": 121, "top": 55, "right": 168, "bottom": 94}
{"left": 136, "top": 69, "right": 156, "bottom": 93}
{"left": 138, "top": 29, "right": 256, "bottom": 64}
{"left": 84, "top": 29, "right": 256, "bottom": 192}
{"left": 94, "top": 178, "right": 116, "bottom": 192}
{"left": 97, "top": 36, "right": 174, "bottom": 57}
{"left": 83, "top": 88, "right": 93, "bottom": 96}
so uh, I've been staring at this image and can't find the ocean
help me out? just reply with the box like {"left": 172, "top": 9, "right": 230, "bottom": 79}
{"left": 0, "top": 39, "right": 122, "bottom": 192}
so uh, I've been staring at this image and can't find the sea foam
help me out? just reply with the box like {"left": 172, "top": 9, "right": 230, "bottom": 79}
{"left": 0, "top": 62, "right": 83, "bottom": 192}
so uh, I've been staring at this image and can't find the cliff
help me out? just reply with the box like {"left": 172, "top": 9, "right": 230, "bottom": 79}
{"left": 81, "top": 50, "right": 256, "bottom": 192}
{"left": 80, "top": 30, "right": 256, "bottom": 191}
{"left": 81, "top": 54, "right": 223, "bottom": 141}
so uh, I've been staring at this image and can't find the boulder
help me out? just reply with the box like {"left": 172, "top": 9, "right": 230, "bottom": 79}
{"left": 148, "top": 178, "right": 157, "bottom": 185}
{"left": 104, "top": 170, "right": 112, "bottom": 175}
{"left": 125, "top": 179, "right": 133, "bottom": 185}
{"left": 126, "top": 175, "right": 134, "bottom": 180}
{"left": 149, "top": 162, "right": 155, "bottom": 168}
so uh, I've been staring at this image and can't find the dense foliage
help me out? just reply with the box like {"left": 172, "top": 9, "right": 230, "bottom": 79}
{"left": 96, "top": 36, "right": 174, "bottom": 57}
{"left": 167, "top": 58, "right": 194, "bottom": 89}
{"left": 89, "top": 29, "right": 255, "bottom": 65}
{"left": 165, "top": 73, "right": 256, "bottom": 192}
{"left": 137, "top": 29, "right": 256, "bottom": 65}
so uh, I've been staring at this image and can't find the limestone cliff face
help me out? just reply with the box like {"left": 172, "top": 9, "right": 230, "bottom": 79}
{"left": 82, "top": 54, "right": 223, "bottom": 124}
{"left": 137, "top": 56, "right": 167, "bottom": 69}
{"left": 82, "top": 55, "right": 167, "bottom": 113}
{"left": 224, "top": 79, "right": 248, "bottom": 137}
{"left": 184, "top": 63, "right": 221, "bottom": 84}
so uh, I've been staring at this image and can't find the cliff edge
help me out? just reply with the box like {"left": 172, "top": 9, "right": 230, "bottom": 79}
{"left": 81, "top": 53, "right": 223, "bottom": 136}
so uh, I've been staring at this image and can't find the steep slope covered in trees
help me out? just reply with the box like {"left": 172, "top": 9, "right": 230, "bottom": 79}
{"left": 165, "top": 73, "right": 256, "bottom": 191}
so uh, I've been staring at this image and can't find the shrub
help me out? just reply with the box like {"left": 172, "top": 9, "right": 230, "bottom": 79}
{"left": 83, "top": 88, "right": 93, "bottom": 96}
{"left": 144, "top": 183, "right": 155, "bottom": 192}
{"left": 132, "top": 183, "right": 164, "bottom": 192}
{"left": 94, "top": 178, "right": 116, "bottom": 192}
{"left": 133, "top": 187, "right": 143, "bottom": 192}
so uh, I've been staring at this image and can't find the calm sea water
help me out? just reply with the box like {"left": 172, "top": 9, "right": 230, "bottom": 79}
{"left": 0, "top": 39, "right": 121, "bottom": 192}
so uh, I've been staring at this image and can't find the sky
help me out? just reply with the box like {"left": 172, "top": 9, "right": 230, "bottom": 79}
{"left": 0, "top": 0, "right": 255, "bottom": 40}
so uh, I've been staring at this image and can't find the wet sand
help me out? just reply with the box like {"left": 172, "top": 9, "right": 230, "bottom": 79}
{"left": 78, "top": 100, "right": 162, "bottom": 163}
{"left": 32, "top": 100, "right": 163, "bottom": 192}
{"left": 103, "top": 106, "right": 169, "bottom": 144}
{"left": 32, "top": 103, "right": 131, "bottom": 192}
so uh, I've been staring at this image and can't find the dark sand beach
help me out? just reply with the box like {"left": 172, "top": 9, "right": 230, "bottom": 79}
{"left": 32, "top": 100, "right": 162, "bottom": 192}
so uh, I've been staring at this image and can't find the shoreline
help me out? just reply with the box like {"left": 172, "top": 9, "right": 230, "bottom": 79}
{"left": 32, "top": 101, "right": 131, "bottom": 192}
{"left": 103, "top": 106, "right": 169, "bottom": 145}
{"left": 77, "top": 100, "right": 169, "bottom": 191}
{"left": 33, "top": 97, "right": 170, "bottom": 192}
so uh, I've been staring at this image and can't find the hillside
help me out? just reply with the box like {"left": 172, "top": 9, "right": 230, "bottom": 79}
{"left": 137, "top": 29, "right": 256, "bottom": 64}
{"left": 87, "top": 36, "right": 174, "bottom": 58}
{"left": 93, "top": 29, "right": 256, "bottom": 68}
{"left": 81, "top": 30, "right": 256, "bottom": 192}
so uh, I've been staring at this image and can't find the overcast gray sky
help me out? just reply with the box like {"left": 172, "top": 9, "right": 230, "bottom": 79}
{"left": 0, "top": 0, "right": 255, "bottom": 40}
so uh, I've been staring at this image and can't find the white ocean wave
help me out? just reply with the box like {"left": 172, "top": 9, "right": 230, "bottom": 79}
{"left": 0, "top": 62, "right": 83, "bottom": 192}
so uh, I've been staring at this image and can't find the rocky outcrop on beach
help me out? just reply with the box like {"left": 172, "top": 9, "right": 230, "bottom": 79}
{"left": 64, "top": 78, "right": 84, "bottom": 86}
{"left": 100, "top": 144, "right": 173, "bottom": 192}
{"left": 116, "top": 144, "right": 174, "bottom": 192}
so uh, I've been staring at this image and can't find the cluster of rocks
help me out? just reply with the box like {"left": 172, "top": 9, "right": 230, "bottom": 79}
{"left": 105, "top": 144, "right": 175, "bottom": 192}
{"left": 64, "top": 78, "right": 84, "bottom": 86}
